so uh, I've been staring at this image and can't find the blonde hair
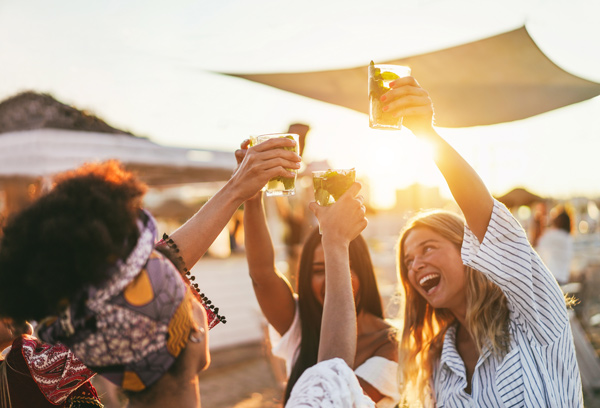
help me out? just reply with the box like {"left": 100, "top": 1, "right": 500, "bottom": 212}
{"left": 396, "top": 210, "right": 509, "bottom": 404}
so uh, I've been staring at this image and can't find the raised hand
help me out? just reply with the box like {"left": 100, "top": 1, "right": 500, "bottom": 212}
{"left": 232, "top": 137, "right": 301, "bottom": 202}
{"left": 380, "top": 76, "right": 435, "bottom": 136}
{"left": 309, "top": 182, "right": 367, "bottom": 245}
{"left": 166, "top": 136, "right": 300, "bottom": 268}
{"left": 383, "top": 77, "right": 493, "bottom": 241}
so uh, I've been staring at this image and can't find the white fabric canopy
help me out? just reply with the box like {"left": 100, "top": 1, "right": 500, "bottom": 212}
{"left": 228, "top": 27, "right": 600, "bottom": 128}
{"left": 0, "top": 129, "right": 236, "bottom": 186}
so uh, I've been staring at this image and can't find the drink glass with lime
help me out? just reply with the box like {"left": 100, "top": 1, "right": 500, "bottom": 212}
{"left": 368, "top": 61, "right": 411, "bottom": 130}
{"left": 313, "top": 168, "right": 356, "bottom": 232}
{"left": 251, "top": 133, "right": 299, "bottom": 196}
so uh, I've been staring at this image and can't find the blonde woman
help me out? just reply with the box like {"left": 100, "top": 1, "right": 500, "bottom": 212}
{"left": 382, "top": 76, "right": 583, "bottom": 407}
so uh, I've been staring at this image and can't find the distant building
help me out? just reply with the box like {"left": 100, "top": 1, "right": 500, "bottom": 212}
{"left": 394, "top": 183, "right": 446, "bottom": 213}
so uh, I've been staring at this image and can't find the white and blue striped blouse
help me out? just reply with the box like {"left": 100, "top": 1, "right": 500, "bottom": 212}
{"left": 431, "top": 200, "right": 583, "bottom": 407}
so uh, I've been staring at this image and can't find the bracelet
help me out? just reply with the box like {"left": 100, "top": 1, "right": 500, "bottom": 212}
{"left": 188, "top": 327, "right": 206, "bottom": 343}
{"left": 159, "top": 233, "right": 226, "bottom": 325}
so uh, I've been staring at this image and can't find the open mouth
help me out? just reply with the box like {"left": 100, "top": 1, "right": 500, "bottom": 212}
{"left": 419, "top": 273, "right": 441, "bottom": 294}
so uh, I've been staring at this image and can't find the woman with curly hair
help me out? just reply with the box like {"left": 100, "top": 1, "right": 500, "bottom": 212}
{"left": 0, "top": 134, "right": 302, "bottom": 408}
{"left": 382, "top": 76, "right": 583, "bottom": 407}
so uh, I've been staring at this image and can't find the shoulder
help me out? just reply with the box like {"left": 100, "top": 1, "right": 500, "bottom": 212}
{"left": 357, "top": 314, "right": 398, "bottom": 362}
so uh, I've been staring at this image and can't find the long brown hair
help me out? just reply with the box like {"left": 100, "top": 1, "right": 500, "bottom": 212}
{"left": 284, "top": 228, "right": 384, "bottom": 403}
{"left": 397, "top": 210, "right": 509, "bottom": 404}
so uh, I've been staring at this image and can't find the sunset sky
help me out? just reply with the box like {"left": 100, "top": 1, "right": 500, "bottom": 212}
{"left": 1, "top": 0, "right": 599, "bottom": 208}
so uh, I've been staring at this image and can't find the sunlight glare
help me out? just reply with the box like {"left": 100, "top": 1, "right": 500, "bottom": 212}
{"left": 359, "top": 131, "right": 445, "bottom": 209}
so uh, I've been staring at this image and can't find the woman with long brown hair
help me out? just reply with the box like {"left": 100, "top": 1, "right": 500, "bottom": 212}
{"left": 382, "top": 76, "right": 583, "bottom": 407}
{"left": 236, "top": 141, "right": 399, "bottom": 407}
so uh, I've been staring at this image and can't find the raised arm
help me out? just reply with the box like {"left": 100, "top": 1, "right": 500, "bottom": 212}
{"left": 168, "top": 137, "right": 301, "bottom": 268}
{"left": 384, "top": 77, "right": 494, "bottom": 242}
{"left": 239, "top": 141, "right": 297, "bottom": 335}
{"left": 310, "top": 183, "right": 368, "bottom": 366}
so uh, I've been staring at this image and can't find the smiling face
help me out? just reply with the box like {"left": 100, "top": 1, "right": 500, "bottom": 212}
{"left": 403, "top": 227, "right": 468, "bottom": 316}
{"left": 311, "top": 244, "right": 360, "bottom": 306}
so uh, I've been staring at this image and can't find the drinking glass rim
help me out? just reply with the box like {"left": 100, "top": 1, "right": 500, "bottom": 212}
{"left": 254, "top": 132, "right": 299, "bottom": 140}
{"left": 370, "top": 64, "right": 411, "bottom": 74}
{"left": 312, "top": 168, "right": 356, "bottom": 177}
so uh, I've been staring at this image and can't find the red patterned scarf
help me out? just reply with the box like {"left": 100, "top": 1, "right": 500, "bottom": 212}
{"left": 0, "top": 335, "right": 100, "bottom": 407}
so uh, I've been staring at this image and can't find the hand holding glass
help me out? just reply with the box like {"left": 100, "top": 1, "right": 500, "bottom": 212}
{"left": 368, "top": 61, "right": 411, "bottom": 130}
{"left": 313, "top": 168, "right": 356, "bottom": 233}
{"left": 313, "top": 169, "right": 356, "bottom": 206}
{"left": 251, "top": 133, "right": 299, "bottom": 197}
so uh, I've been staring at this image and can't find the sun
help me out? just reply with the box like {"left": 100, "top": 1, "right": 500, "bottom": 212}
{"left": 358, "top": 128, "right": 446, "bottom": 210}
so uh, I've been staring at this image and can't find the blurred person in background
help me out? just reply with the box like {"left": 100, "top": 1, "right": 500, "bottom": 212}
{"left": 535, "top": 207, "right": 574, "bottom": 286}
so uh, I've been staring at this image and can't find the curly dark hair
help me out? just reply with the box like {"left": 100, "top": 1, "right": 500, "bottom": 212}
{"left": 0, "top": 161, "right": 147, "bottom": 322}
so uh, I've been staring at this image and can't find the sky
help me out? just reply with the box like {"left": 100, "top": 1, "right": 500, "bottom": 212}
{"left": 1, "top": 0, "right": 599, "bottom": 208}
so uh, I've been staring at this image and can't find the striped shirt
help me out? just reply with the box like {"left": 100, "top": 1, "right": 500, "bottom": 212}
{"left": 432, "top": 200, "right": 583, "bottom": 407}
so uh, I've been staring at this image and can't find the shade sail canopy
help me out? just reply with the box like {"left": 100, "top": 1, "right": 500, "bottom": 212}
{"left": 228, "top": 27, "right": 600, "bottom": 128}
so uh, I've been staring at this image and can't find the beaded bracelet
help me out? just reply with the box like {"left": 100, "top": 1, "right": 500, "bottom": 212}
{"left": 158, "top": 233, "right": 226, "bottom": 327}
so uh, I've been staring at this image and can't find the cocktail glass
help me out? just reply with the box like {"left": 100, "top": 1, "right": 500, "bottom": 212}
{"left": 252, "top": 133, "right": 299, "bottom": 196}
{"left": 313, "top": 168, "right": 356, "bottom": 233}
{"left": 368, "top": 61, "right": 411, "bottom": 130}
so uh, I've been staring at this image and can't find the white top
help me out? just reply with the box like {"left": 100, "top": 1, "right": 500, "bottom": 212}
{"left": 432, "top": 200, "right": 583, "bottom": 407}
{"left": 269, "top": 300, "right": 400, "bottom": 408}
{"left": 535, "top": 228, "right": 573, "bottom": 284}
{"left": 286, "top": 358, "right": 376, "bottom": 408}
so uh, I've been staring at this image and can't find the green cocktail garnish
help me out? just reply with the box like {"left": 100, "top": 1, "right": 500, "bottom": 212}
{"left": 313, "top": 169, "right": 355, "bottom": 206}
{"left": 369, "top": 61, "right": 403, "bottom": 127}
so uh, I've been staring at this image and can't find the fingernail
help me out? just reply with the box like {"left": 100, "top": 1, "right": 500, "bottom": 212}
{"left": 389, "top": 81, "right": 395, "bottom": 87}
{"left": 380, "top": 95, "right": 387, "bottom": 102}
{"left": 382, "top": 105, "right": 389, "bottom": 112}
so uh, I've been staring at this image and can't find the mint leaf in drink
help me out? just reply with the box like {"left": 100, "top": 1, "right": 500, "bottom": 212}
{"left": 319, "top": 169, "right": 355, "bottom": 201}
{"left": 282, "top": 176, "right": 295, "bottom": 190}
{"left": 315, "top": 188, "right": 330, "bottom": 206}
{"left": 327, "top": 176, "right": 353, "bottom": 200}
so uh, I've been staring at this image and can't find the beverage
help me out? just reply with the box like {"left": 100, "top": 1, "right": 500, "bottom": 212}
{"left": 252, "top": 133, "right": 299, "bottom": 196}
{"left": 312, "top": 168, "right": 356, "bottom": 206}
{"left": 368, "top": 61, "right": 411, "bottom": 130}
